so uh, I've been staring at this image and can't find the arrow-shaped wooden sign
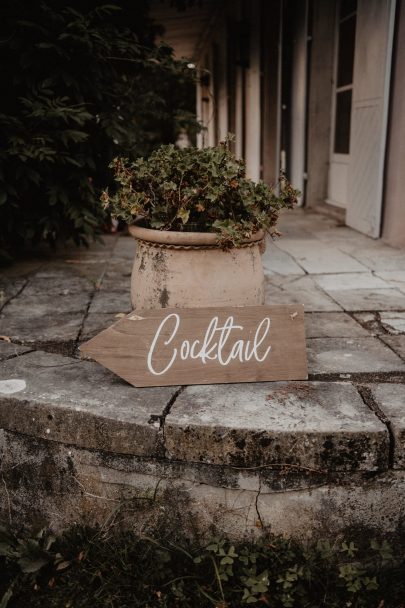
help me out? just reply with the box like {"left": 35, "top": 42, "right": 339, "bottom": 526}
{"left": 80, "top": 305, "right": 308, "bottom": 387}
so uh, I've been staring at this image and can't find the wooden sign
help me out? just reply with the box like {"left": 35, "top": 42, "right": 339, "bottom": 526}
{"left": 80, "top": 305, "right": 307, "bottom": 387}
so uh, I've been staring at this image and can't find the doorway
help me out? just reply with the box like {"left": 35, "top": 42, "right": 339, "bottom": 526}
{"left": 327, "top": 0, "right": 357, "bottom": 209}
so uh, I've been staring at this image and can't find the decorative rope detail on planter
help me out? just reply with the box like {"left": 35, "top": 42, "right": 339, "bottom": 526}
{"left": 135, "top": 238, "right": 264, "bottom": 251}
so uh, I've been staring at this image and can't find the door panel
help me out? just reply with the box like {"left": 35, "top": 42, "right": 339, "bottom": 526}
{"left": 346, "top": 0, "right": 396, "bottom": 237}
{"left": 327, "top": 1, "right": 357, "bottom": 208}
{"left": 329, "top": 161, "right": 349, "bottom": 208}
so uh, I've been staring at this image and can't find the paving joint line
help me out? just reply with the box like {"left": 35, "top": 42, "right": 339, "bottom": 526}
{"left": 308, "top": 372, "right": 405, "bottom": 383}
{"left": 5, "top": 338, "right": 77, "bottom": 358}
{"left": 255, "top": 476, "right": 264, "bottom": 529}
{"left": 272, "top": 242, "right": 309, "bottom": 275}
{"left": 344, "top": 310, "right": 405, "bottom": 362}
{"left": 356, "top": 384, "right": 395, "bottom": 468}
{"left": 153, "top": 386, "right": 186, "bottom": 457}
{"left": 0, "top": 275, "right": 31, "bottom": 314}
{"left": 74, "top": 235, "right": 119, "bottom": 350}
{"left": 0, "top": 348, "right": 36, "bottom": 362}
{"left": 376, "top": 334, "right": 405, "bottom": 363}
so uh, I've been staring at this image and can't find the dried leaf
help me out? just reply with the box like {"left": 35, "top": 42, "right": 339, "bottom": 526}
{"left": 55, "top": 560, "right": 71, "bottom": 571}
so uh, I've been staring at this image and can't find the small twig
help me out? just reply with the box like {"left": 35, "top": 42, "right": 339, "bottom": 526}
{"left": 73, "top": 476, "right": 120, "bottom": 503}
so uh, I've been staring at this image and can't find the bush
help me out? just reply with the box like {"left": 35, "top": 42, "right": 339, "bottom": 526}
{"left": 1, "top": 523, "right": 404, "bottom": 607}
{"left": 0, "top": 0, "right": 198, "bottom": 259}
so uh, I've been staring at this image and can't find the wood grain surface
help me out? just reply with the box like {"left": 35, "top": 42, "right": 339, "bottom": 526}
{"left": 80, "top": 305, "right": 308, "bottom": 387}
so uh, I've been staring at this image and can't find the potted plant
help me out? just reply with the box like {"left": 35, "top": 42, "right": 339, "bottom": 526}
{"left": 101, "top": 139, "right": 298, "bottom": 309}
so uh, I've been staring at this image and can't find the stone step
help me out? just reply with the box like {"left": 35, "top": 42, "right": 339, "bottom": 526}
{"left": 0, "top": 348, "right": 403, "bottom": 538}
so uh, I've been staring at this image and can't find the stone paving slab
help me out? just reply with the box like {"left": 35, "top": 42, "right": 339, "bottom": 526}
{"left": 275, "top": 239, "right": 368, "bottom": 273}
{"left": 314, "top": 226, "right": 379, "bottom": 248}
{"left": 263, "top": 274, "right": 304, "bottom": 288}
{"left": 88, "top": 290, "right": 132, "bottom": 314}
{"left": 327, "top": 288, "right": 405, "bottom": 311}
{"left": 368, "top": 384, "right": 405, "bottom": 468}
{"left": 352, "top": 312, "right": 383, "bottom": 334}
{"left": 379, "top": 312, "right": 405, "bottom": 334}
{"left": 262, "top": 242, "right": 306, "bottom": 276}
{"left": 0, "top": 342, "right": 32, "bottom": 361}
{"left": 113, "top": 235, "right": 136, "bottom": 259}
{"left": 265, "top": 276, "right": 342, "bottom": 312}
{"left": 375, "top": 271, "right": 405, "bottom": 294}
{"left": 2, "top": 291, "right": 91, "bottom": 316}
{"left": 164, "top": 382, "right": 388, "bottom": 471}
{"left": 0, "top": 350, "right": 177, "bottom": 456}
{"left": 0, "top": 312, "right": 84, "bottom": 345}
{"left": 305, "top": 312, "right": 369, "bottom": 338}
{"left": 100, "top": 274, "right": 132, "bottom": 293}
{"left": 313, "top": 273, "right": 390, "bottom": 291}
{"left": 380, "top": 336, "right": 405, "bottom": 360}
{"left": 307, "top": 337, "right": 405, "bottom": 375}
{"left": 0, "top": 279, "right": 26, "bottom": 309}
{"left": 23, "top": 271, "right": 94, "bottom": 295}
{"left": 80, "top": 312, "right": 121, "bottom": 341}
{"left": 346, "top": 247, "right": 405, "bottom": 272}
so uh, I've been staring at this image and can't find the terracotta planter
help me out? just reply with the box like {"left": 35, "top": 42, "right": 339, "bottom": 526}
{"left": 128, "top": 224, "right": 265, "bottom": 309}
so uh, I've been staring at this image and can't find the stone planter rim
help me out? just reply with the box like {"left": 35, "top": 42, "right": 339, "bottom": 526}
{"left": 128, "top": 224, "right": 264, "bottom": 247}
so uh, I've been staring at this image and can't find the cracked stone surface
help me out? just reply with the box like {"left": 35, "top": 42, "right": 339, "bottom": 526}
{"left": 0, "top": 278, "right": 26, "bottom": 309}
{"left": 2, "top": 291, "right": 91, "bottom": 316}
{"left": 380, "top": 335, "right": 405, "bottom": 360}
{"left": 275, "top": 239, "right": 369, "bottom": 273}
{"left": 23, "top": 272, "right": 94, "bottom": 295}
{"left": 305, "top": 312, "right": 368, "bottom": 338}
{"left": 343, "top": 247, "right": 405, "bottom": 272}
{"left": 379, "top": 312, "right": 405, "bottom": 334}
{"left": 164, "top": 382, "right": 388, "bottom": 471}
{"left": 265, "top": 276, "right": 342, "bottom": 311}
{"left": 375, "top": 270, "right": 405, "bottom": 293}
{"left": 262, "top": 241, "right": 306, "bottom": 276}
{"left": 0, "top": 312, "right": 85, "bottom": 345}
{"left": 88, "top": 290, "right": 132, "bottom": 314}
{"left": 0, "top": 350, "right": 178, "bottom": 456}
{"left": 313, "top": 272, "right": 390, "bottom": 291}
{"left": 352, "top": 312, "right": 385, "bottom": 335}
{"left": 326, "top": 288, "right": 405, "bottom": 312}
{"left": 368, "top": 384, "right": 405, "bottom": 468}
{"left": 0, "top": 341, "right": 32, "bottom": 361}
{"left": 80, "top": 312, "right": 122, "bottom": 340}
{"left": 307, "top": 337, "right": 405, "bottom": 374}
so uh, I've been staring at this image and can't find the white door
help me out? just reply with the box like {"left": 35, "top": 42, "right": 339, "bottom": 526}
{"left": 327, "top": 0, "right": 357, "bottom": 208}
{"left": 346, "top": 0, "right": 396, "bottom": 237}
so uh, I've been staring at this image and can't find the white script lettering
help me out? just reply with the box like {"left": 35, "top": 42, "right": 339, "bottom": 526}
{"left": 147, "top": 313, "right": 272, "bottom": 376}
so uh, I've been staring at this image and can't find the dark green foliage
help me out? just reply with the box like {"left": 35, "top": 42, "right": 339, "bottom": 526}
{"left": 0, "top": 0, "right": 197, "bottom": 257}
{"left": 1, "top": 523, "right": 404, "bottom": 607}
{"left": 103, "top": 139, "right": 299, "bottom": 248}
